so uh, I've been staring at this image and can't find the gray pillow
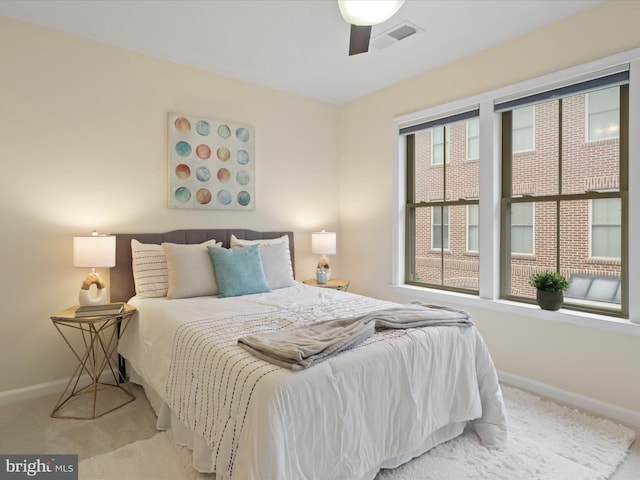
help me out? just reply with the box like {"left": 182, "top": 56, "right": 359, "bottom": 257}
{"left": 230, "top": 235, "right": 294, "bottom": 289}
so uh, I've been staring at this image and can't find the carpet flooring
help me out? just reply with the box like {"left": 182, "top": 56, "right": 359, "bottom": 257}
{"left": 77, "top": 385, "right": 636, "bottom": 480}
{"left": 1, "top": 383, "right": 637, "bottom": 480}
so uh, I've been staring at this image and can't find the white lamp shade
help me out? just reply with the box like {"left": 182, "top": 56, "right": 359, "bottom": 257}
{"left": 312, "top": 231, "right": 337, "bottom": 255}
{"left": 338, "top": 0, "right": 406, "bottom": 26}
{"left": 73, "top": 235, "right": 116, "bottom": 268}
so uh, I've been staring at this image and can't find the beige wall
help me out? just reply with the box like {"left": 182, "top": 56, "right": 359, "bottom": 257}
{"left": 2, "top": 1, "right": 639, "bottom": 417}
{"left": 0, "top": 17, "right": 339, "bottom": 392}
{"left": 338, "top": 0, "right": 640, "bottom": 413}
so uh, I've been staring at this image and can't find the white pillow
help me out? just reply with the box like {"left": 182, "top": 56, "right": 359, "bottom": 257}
{"left": 131, "top": 239, "right": 168, "bottom": 298}
{"left": 230, "top": 234, "right": 294, "bottom": 289}
{"left": 162, "top": 240, "right": 222, "bottom": 299}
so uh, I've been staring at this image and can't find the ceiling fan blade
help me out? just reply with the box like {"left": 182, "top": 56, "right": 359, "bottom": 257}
{"left": 348, "top": 24, "right": 372, "bottom": 56}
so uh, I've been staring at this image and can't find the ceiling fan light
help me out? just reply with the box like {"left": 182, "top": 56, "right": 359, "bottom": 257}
{"left": 338, "top": 0, "right": 406, "bottom": 26}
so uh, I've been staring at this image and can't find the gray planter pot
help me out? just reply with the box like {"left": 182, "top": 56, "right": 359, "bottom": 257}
{"left": 536, "top": 290, "right": 563, "bottom": 311}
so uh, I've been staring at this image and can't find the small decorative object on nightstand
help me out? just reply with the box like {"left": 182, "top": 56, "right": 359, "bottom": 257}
{"left": 50, "top": 303, "right": 136, "bottom": 419}
{"left": 303, "top": 278, "right": 350, "bottom": 292}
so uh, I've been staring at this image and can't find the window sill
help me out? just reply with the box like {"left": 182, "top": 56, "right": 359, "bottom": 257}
{"left": 388, "top": 284, "right": 640, "bottom": 337}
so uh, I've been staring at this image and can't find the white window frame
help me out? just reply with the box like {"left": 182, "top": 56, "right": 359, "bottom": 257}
{"left": 392, "top": 48, "right": 640, "bottom": 334}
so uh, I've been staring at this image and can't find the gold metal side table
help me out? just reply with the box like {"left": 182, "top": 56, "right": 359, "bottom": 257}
{"left": 50, "top": 303, "right": 136, "bottom": 419}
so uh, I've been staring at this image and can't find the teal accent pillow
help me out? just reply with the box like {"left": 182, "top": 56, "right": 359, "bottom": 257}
{"left": 208, "top": 245, "right": 271, "bottom": 298}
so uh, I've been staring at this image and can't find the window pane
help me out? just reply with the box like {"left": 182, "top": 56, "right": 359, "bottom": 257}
{"left": 592, "top": 198, "right": 621, "bottom": 258}
{"left": 511, "top": 102, "right": 558, "bottom": 197}
{"left": 445, "top": 205, "right": 478, "bottom": 289}
{"left": 411, "top": 207, "right": 441, "bottom": 285}
{"left": 512, "top": 106, "right": 534, "bottom": 152}
{"left": 432, "top": 206, "right": 449, "bottom": 249}
{"left": 592, "top": 226, "right": 621, "bottom": 257}
{"left": 559, "top": 200, "right": 621, "bottom": 312}
{"left": 407, "top": 114, "right": 479, "bottom": 294}
{"left": 592, "top": 197, "right": 621, "bottom": 224}
{"left": 468, "top": 204, "right": 479, "bottom": 252}
{"left": 413, "top": 130, "right": 444, "bottom": 202}
{"left": 413, "top": 119, "right": 479, "bottom": 203}
{"left": 467, "top": 118, "right": 479, "bottom": 159}
{"left": 507, "top": 201, "right": 557, "bottom": 298}
{"left": 432, "top": 126, "right": 447, "bottom": 165}
{"left": 562, "top": 89, "right": 619, "bottom": 195}
{"left": 445, "top": 121, "right": 479, "bottom": 202}
{"left": 510, "top": 202, "right": 534, "bottom": 254}
{"left": 588, "top": 87, "right": 620, "bottom": 141}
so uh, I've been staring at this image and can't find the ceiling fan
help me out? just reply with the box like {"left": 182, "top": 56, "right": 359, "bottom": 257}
{"left": 338, "top": 0, "right": 406, "bottom": 56}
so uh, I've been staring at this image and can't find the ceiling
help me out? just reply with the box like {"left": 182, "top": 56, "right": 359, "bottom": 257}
{"left": 0, "top": 0, "right": 604, "bottom": 105}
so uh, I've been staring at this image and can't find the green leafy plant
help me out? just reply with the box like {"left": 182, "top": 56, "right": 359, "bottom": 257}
{"left": 528, "top": 271, "right": 569, "bottom": 292}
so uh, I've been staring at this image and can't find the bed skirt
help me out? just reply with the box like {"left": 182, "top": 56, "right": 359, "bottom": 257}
{"left": 128, "top": 364, "right": 468, "bottom": 479}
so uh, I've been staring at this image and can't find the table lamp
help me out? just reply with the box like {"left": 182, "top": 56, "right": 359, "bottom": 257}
{"left": 311, "top": 230, "right": 336, "bottom": 281}
{"left": 73, "top": 231, "right": 116, "bottom": 306}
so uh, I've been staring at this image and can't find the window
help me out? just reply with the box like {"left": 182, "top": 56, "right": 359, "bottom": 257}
{"left": 396, "top": 57, "right": 634, "bottom": 321}
{"left": 467, "top": 204, "right": 479, "bottom": 252}
{"left": 431, "top": 126, "right": 450, "bottom": 165}
{"left": 402, "top": 110, "right": 479, "bottom": 292}
{"left": 587, "top": 87, "right": 620, "bottom": 141}
{"left": 500, "top": 77, "right": 627, "bottom": 314}
{"left": 466, "top": 118, "right": 479, "bottom": 160}
{"left": 591, "top": 198, "right": 621, "bottom": 258}
{"left": 432, "top": 206, "right": 449, "bottom": 249}
{"left": 512, "top": 105, "right": 534, "bottom": 152}
{"left": 510, "top": 202, "right": 534, "bottom": 254}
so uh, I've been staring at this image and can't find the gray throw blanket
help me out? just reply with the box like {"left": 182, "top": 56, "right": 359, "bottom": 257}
{"left": 238, "top": 303, "right": 472, "bottom": 370}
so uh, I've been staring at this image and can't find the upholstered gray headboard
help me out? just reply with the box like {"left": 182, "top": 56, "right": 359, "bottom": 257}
{"left": 111, "top": 229, "right": 294, "bottom": 303}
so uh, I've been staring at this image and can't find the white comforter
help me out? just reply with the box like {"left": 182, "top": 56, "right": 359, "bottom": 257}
{"left": 119, "top": 282, "right": 507, "bottom": 480}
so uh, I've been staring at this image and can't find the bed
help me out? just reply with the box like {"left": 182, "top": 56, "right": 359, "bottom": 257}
{"left": 113, "top": 229, "right": 507, "bottom": 480}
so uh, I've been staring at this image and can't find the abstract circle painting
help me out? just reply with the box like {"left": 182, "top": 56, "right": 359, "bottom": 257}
{"left": 168, "top": 112, "right": 254, "bottom": 210}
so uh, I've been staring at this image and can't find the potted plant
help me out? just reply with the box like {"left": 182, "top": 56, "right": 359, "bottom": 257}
{"left": 528, "top": 271, "right": 569, "bottom": 311}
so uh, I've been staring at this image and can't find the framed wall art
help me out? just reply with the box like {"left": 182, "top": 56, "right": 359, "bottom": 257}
{"left": 168, "top": 112, "right": 255, "bottom": 210}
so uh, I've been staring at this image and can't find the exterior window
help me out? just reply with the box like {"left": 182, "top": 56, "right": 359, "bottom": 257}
{"left": 591, "top": 198, "right": 621, "bottom": 258}
{"left": 432, "top": 206, "right": 449, "bottom": 250}
{"left": 403, "top": 112, "right": 479, "bottom": 292}
{"left": 467, "top": 204, "right": 479, "bottom": 252}
{"left": 587, "top": 87, "right": 620, "bottom": 141}
{"left": 466, "top": 118, "right": 479, "bottom": 160}
{"left": 398, "top": 63, "right": 632, "bottom": 319}
{"left": 512, "top": 105, "right": 534, "bottom": 152}
{"left": 501, "top": 79, "right": 626, "bottom": 315}
{"left": 510, "top": 202, "right": 534, "bottom": 254}
{"left": 431, "top": 126, "right": 450, "bottom": 165}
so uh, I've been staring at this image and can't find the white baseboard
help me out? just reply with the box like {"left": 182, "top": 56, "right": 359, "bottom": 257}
{"left": 0, "top": 374, "right": 111, "bottom": 408}
{"left": 499, "top": 370, "right": 640, "bottom": 428}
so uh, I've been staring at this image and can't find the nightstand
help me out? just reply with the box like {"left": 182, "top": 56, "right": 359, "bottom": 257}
{"left": 50, "top": 303, "right": 136, "bottom": 419}
{"left": 303, "top": 278, "right": 350, "bottom": 291}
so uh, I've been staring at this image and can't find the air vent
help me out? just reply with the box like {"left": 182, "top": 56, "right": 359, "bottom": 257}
{"left": 371, "top": 21, "right": 423, "bottom": 51}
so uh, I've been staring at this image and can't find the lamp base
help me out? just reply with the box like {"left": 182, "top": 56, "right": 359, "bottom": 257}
{"left": 79, "top": 273, "right": 108, "bottom": 306}
{"left": 317, "top": 256, "right": 332, "bottom": 281}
